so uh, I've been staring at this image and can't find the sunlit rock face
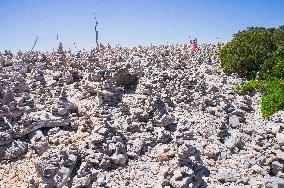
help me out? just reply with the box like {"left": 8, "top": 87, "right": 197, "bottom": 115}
{"left": 0, "top": 43, "right": 283, "bottom": 187}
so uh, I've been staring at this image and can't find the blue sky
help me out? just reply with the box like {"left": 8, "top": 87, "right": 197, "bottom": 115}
{"left": 0, "top": 0, "right": 284, "bottom": 51}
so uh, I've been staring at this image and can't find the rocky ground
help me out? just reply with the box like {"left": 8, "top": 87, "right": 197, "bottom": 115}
{"left": 0, "top": 43, "right": 284, "bottom": 188}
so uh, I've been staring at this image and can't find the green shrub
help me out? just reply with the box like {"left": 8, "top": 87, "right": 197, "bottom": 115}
{"left": 261, "top": 92, "right": 284, "bottom": 118}
{"left": 261, "top": 78, "right": 284, "bottom": 95}
{"left": 274, "top": 25, "right": 284, "bottom": 46}
{"left": 238, "top": 78, "right": 284, "bottom": 118}
{"left": 272, "top": 60, "right": 284, "bottom": 78}
{"left": 220, "top": 27, "right": 276, "bottom": 79}
{"left": 274, "top": 45, "right": 284, "bottom": 62}
{"left": 222, "top": 26, "right": 284, "bottom": 118}
{"left": 236, "top": 80, "right": 260, "bottom": 94}
{"left": 260, "top": 45, "right": 284, "bottom": 78}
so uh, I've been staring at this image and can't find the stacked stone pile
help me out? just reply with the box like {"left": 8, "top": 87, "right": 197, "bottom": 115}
{"left": 0, "top": 43, "right": 283, "bottom": 187}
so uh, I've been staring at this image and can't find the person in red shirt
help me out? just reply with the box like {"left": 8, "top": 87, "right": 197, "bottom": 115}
{"left": 192, "top": 40, "right": 197, "bottom": 50}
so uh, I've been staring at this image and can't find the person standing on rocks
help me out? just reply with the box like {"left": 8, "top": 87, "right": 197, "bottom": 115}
{"left": 192, "top": 39, "right": 197, "bottom": 50}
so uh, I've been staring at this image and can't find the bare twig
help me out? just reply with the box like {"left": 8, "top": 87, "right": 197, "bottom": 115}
{"left": 94, "top": 12, "right": 99, "bottom": 47}
{"left": 31, "top": 35, "right": 39, "bottom": 51}
{"left": 3, "top": 117, "right": 13, "bottom": 129}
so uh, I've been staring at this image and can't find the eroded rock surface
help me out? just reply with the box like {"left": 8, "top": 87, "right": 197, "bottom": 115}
{"left": 0, "top": 44, "right": 283, "bottom": 187}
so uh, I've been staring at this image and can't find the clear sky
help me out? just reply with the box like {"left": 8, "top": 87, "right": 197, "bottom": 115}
{"left": 0, "top": 0, "right": 284, "bottom": 52}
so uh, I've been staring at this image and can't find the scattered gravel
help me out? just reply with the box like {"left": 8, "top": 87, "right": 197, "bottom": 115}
{"left": 0, "top": 43, "right": 283, "bottom": 187}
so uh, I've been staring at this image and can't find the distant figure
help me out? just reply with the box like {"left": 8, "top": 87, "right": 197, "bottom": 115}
{"left": 192, "top": 40, "right": 197, "bottom": 50}
{"left": 58, "top": 42, "right": 64, "bottom": 54}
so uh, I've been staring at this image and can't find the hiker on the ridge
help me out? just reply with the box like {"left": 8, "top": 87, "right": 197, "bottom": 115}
{"left": 192, "top": 39, "right": 197, "bottom": 50}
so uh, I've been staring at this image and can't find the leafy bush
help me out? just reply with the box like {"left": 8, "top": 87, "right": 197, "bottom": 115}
{"left": 237, "top": 77, "right": 284, "bottom": 118}
{"left": 261, "top": 92, "right": 284, "bottom": 118}
{"left": 274, "top": 25, "right": 284, "bottom": 46}
{"left": 261, "top": 78, "right": 284, "bottom": 95}
{"left": 220, "top": 27, "right": 276, "bottom": 79}
{"left": 236, "top": 80, "right": 260, "bottom": 94}
{"left": 260, "top": 45, "right": 284, "bottom": 78}
{"left": 274, "top": 45, "right": 284, "bottom": 62}
{"left": 272, "top": 60, "right": 284, "bottom": 78}
{"left": 226, "top": 26, "right": 284, "bottom": 118}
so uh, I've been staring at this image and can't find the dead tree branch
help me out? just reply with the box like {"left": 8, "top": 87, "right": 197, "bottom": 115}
{"left": 31, "top": 35, "right": 39, "bottom": 51}
{"left": 94, "top": 13, "right": 99, "bottom": 47}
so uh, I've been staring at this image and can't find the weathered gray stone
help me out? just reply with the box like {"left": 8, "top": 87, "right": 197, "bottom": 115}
{"left": 2, "top": 90, "right": 14, "bottom": 105}
{"left": 272, "top": 161, "right": 284, "bottom": 175}
{"left": 276, "top": 150, "right": 284, "bottom": 161}
{"left": 270, "top": 110, "right": 284, "bottom": 124}
{"left": 34, "top": 147, "right": 78, "bottom": 187}
{"left": 0, "top": 140, "right": 28, "bottom": 160}
{"left": 218, "top": 169, "right": 237, "bottom": 183}
{"left": 276, "top": 133, "right": 284, "bottom": 146}
{"left": 111, "top": 154, "right": 127, "bottom": 165}
{"left": 29, "top": 130, "right": 49, "bottom": 155}
{"left": 155, "top": 114, "right": 175, "bottom": 127}
{"left": 114, "top": 67, "right": 138, "bottom": 89}
{"left": 229, "top": 115, "right": 239, "bottom": 128}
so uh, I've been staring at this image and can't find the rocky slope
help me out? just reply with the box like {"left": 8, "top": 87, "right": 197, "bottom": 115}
{"left": 0, "top": 43, "right": 283, "bottom": 188}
